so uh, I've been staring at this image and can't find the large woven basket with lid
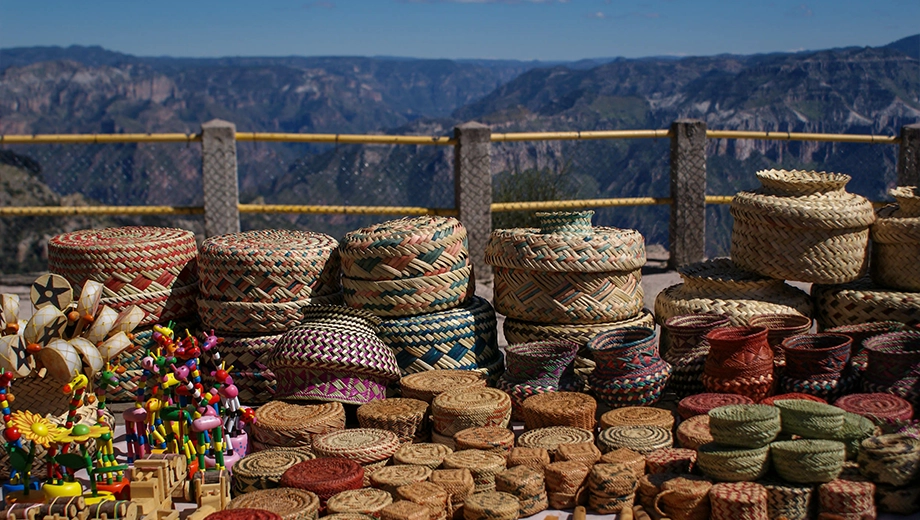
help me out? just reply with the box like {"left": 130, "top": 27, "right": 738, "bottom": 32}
{"left": 655, "top": 258, "right": 812, "bottom": 326}
{"left": 486, "top": 211, "right": 645, "bottom": 324}
{"left": 871, "top": 186, "right": 920, "bottom": 291}
{"left": 730, "top": 169, "right": 875, "bottom": 284}
{"left": 812, "top": 278, "right": 920, "bottom": 330}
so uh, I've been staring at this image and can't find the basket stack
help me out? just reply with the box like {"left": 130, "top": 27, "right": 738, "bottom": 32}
{"left": 703, "top": 326, "right": 774, "bottom": 401}
{"left": 357, "top": 398, "right": 430, "bottom": 443}
{"left": 696, "top": 404, "right": 777, "bottom": 483}
{"left": 266, "top": 307, "right": 400, "bottom": 404}
{"left": 48, "top": 226, "right": 199, "bottom": 326}
{"left": 779, "top": 333, "right": 855, "bottom": 400}
{"left": 487, "top": 211, "right": 647, "bottom": 384}
{"left": 496, "top": 341, "right": 580, "bottom": 418}
{"left": 655, "top": 258, "right": 812, "bottom": 327}
{"left": 730, "top": 169, "right": 875, "bottom": 284}
{"left": 871, "top": 186, "right": 920, "bottom": 291}
{"left": 662, "top": 314, "right": 730, "bottom": 397}
{"left": 856, "top": 432, "right": 920, "bottom": 515}
{"left": 399, "top": 370, "right": 487, "bottom": 404}
{"left": 430, "top": 387, "right": 511, "bottom": 449}
{"left": 587, "top": 327, "right": 671, "bottom": 408}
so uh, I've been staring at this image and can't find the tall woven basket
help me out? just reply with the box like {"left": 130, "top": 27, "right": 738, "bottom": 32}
{"left": 730, "top": 169, "right": 875, "bottom": 284}
{"left": 871, "top": 186, "right": 920, "bottom": 291}
{"left": 486, "top": 211, "right": 645, "bottom": 324}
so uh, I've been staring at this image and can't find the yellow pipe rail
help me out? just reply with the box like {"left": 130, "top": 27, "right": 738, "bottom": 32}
{"left": 706, "top": 130, "right": 899, "bottom": 144}
{"left": 235, "top": 133, "right": 456, "bottom": 145}
{"left": 0, "top": 133, "right": 200, "bottom": 144}
{"left": 491, "top": 197, "right": 671, "bottom": 212}
{"left": 0, "top": 205, "right": 204, "bottom": 217}
{"left": 491, "top": 129, "right": 671, "bottom": 142}
{"left": 238, "top": 203, "right": 457, "bottom": 216}
{"left": 705, "top": 196, "right": 734, "bottom": 205}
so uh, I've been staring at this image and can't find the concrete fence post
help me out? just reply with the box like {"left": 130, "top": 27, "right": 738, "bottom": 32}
{"left": 668, "top": 119, "right": 708, "bottom": 269}
{"left": 897, "top": 123, "right": 920, "bottom": 187}
{"left": 200, "top": 119, "right": 241, "bottom": 237}
{"left": 453, "top": 122, "right": 494, "bottom": 285}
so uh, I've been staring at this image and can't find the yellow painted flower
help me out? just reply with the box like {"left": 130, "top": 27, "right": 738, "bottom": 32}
{"left": 10, "top": 410, "right": 56, "bottom": 447}
{"left": 53, "top": 423, "right": 110, "bottom": 444}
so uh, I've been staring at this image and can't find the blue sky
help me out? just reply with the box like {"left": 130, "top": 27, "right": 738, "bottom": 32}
{"left": 0, "top": 0, "right": 916, "bottom": 61}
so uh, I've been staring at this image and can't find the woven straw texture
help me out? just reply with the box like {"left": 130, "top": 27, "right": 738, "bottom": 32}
{"left": 599, "top": 406, "right": 674, "bottom": 431}
{"left": 380, "top": 501, "right": 429, "bottom": 520}
{"left": 343, "top": 266, "right": 473, "bottom": 318}
{"left": 857, "top": 433, "right": 920, "bottom": 486}
{"left": 653, "top": 475, "right": 712, "bottom": 520}
{"left": 708, "top": 404, "right": 781, "bottom": 449}
{"left": 749, "top": 313, "right": 813, "bottom": 368}
{"left": 250, "top": 401, "right": 345, "bottom": 449}
{"left": 597, "top": 425, "right": 672, "bottom": 455}
{"left": 495, "top": 466, "right": 546, "bottom": 517}
{"left": 771, "top": 439, "right": 846, "bottom": 484}
{"left": 339, "top": 216, "right": 468, "bottom": 281}
{"left": 861, "top": 331, "right": 920, "bottom": 402}
{"left": 506, "top": 447, "right": 550, "bottom": 472}
{"left": 454, "top": 427, "right": 515, "bottom": 455}
{"left": 834, "top": 393, "right": 914, "bottom": 424}
{"left": 206, "top": 510, "right": 282, "bottom": 520}
{"left": 555, "top": 442, "right": 602, "bottom": 467}
{"left": 833, "top": 412, "right": 878, "bottom": 460}
{"left": 431, "top": 387, "right": 512, "bottom": 438}
{"left": 876, "top": 483, "right": 920, "bottom": 515}
{"left": 327, "top": 488, "right": 395, "bottom": 516}
{"left": 637, "top": 473, "right": 678, "bottom": 510}
{"left": 461, "top": 491, "right": 519, "bottom": 520}
{"left": 544, "top": 461, "right": 591, "bottom": 506}
{"left": 396, "top": 481, "right": 449, "bottom": 520}
{"left": 587, "top": 463, "right": 638, "bottom": 514}
{"left": 280, "top": 458, "right": 365, "bottom": 502}
{"left": 521, "top": 391, "right": 597, "bottom": 430}
{"left": 312, "top": 429, "right": 399, "bottom": 465}
{"left": 818, "top": 479, "right": 876, "bottom": 520}
{"left": 762, "top": 480, "right": 814, "bottom": 520}
{"left": 198, "top": 230, "right": 340, "bottom": 303}
{"left": 774, "top": 399, "right": 846, "bottom": 438}
{"left": 197, "top": 292, "right": 343, "bottom": 334}
{"left": 662, "top": 314, "right": 729, "bottom": 396}
{"left": 370, "top": 465, "right": 433, "bottom": 496}
{"left": 494, "top": 379, "right": 577, "bottom": 422}
{"left": 200, "top": 331, "right": 280, "bottom": 405}
{"left": 267, "top": 306, "right": 400, "bottom": 404}
{"left": 676, "top": 414, "right": 714, "bottom": 450}
{"left": 730, "top": 169, "right": 874, "bottom": 284}
{"left": 430, "top": 469, "right": 475, "bottom": 516}
{"left": 379, "top": 296, "right": 500, "bottom": 375}
{"left": 871, "top": 191, "right": 920, "bottom": 291}
{"left": 357, "top": 398, "right": 429, "bottom": 443}
{"left": 399, "top": 370, "right": 486, "bottom": 404}
{"left": 323, "top": 514, "right": 377, "bottom": 520}
{"left": 228, "top": 488, "right": 321, "bottom": 520}
{"left": 645, "top": 447, "right": 697, "bottom": 475}
{"left": 697, "top": 443, "right": 771, "bottom": 482}
{"left": 393, "top": 443, "right": 453, "bottom": 469}
{"left": 503, "top": 340, "right": 579, "bottom": 386}
{"left": 517, "top": 426, "right": 595, "bottom": 455}
{"left": 442, "top": 450, "right": 507, "bottom": 494}
{"left": 232, "top": 447, "right": 316, "bottom": 496}
{"left": 782, "top": 333, "right": 852, "bottom": 379}
{"left": 709, "top": 482, "right": 769, "bottom": 520}
{"left": 102, "top": 281, "right": 199, "bottom": 326}
{"left": 826, "top": 321, "right": 906, "bottom": 375}
{"left": 503, "top": 310, "right": 654, "bottom": 347}
{"left": 703, "top": 326, "right": 774, "bottom": 401}
{"left": 760, "top": 392, "right": 827, "bottom": 405}
{"left": 813, "top": 278, "right": 920, "bottom": 329}
{"left": 655, "top": 258, "right": 813, "bottom": 326}
{"left": 678, "top": 392, "right": 754, "bottom": 419}
{"left": 600, "top": 448, "right": 647, "bottom": 478}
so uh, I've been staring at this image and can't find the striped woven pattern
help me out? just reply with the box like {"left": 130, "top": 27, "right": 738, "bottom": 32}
{"left": 228, "top": 488, "right": 321, "bottom": 520}
{"left": 871, "top": 193, "right": 920, "bottom": 291}
{"left": 771, "top": 439, "right": 846, "bottom": 484}
{"left": 517, "top": 426, "right": 594, "bottom": 455}
{"left": 327, "top": 489, "right": 394, "bottom": 517}
{"left": 281, "top": 458, "right": 365, "bottom": 502}
{"left": 762, "top": 481, "right": 814, "bottom": 520}
{"left": 676, "top": 414, "right": 713, "bottom": 450}
{"left": 198, "top": 292, "right": 343, "bottom": 334}
{"left": 48, "top": 226, "right": 199, "bottom": 296}
{"left": 708, "top": 404, "right": 781, "bottom": 449}
{"left": 392, "top": 443, "right": 453, "bottom": 469}
{"left": 678, "top": 392, "right": 754, "bottom": 419}
{"left": 730, "top": 169, "right": 874, "bottom": 284}
{"left": 399, "top": 370, "right": 486, "bottom": 404}
{"left": 369, "top": 465, "right": 433, "bottom": 496}
{"left": 101, "top": 281, "right": 199, "bottom": 326}
{"left": 461, "top": 491, "right": 519, "bottom": 520}
{"left": 494, "top": 379, "right": 573, "bottom": 422}
{"left": 833, "top": 393, "right": 914, "bottom": 424}
{"left": 343, "top": 265, "right": 473, "bottom": 318}
{"left": 600, "top": 448, "right": 647, "bottom": 478}
{"left": 697, "top": 443, "right": 770, "bottom": 482}
{"left": 774, "top": 399, "right": 846, "bottom": 438}
{"left": 662, "top": 314, "right": 727, "bottom": 397}
{"left": 502, "top": 309, "right": 654, "bottom": 347}
{"left": 587, "top": 463, "right": 638, "bottom": 514}
{"left": 599, "top": 406, "right": 674, "bottom": 431}
{"left": 645, "top": 448, "right": 697, "bottom": 474}
{"left": 710, "top": 482, "right": 769, "bottom": 520}
{"left": 813, "top": 278, "right": 920, "bottom": 329}
{"left": 442, "top": 450, "right": 507, "bottom": 494}
{"left": 200, "top": 331, "right": 280, "bottom": 405}
{"left": 818, "top": 479, "right": 876, "bottom": 519}
{"left": 654, "top": 258, "right": 813, "bottom": 326}
{"left": 378, "top": 296, "right": 499, "bottom": 375}
{"left": 312, "top": 429, "right": 400, "bottom": 465}
{"left": 199, "top": 230, "right": 341, "bottom": 303}
{"left": 431, "top": 387, "right": 512, "bottom": 438}
{"left": 339, "top": 216, "right": 469, "bottom": 281}
{"left": 597, "top": 425, "right": 672, "bottom": 454}
{"left": 232, "top": 447, "right": 316, "bottom": 496}
{"left": 357, "top": 398, "right": 429, "bottom": 443}
{"left": 857, "top": 433, "right": 920, "bottom": 486}
{"left": 251, "top": 401, "right": 345, "bottom": 449}
{"left": 590, "top": 361, "right": 671, "bottom": 408}
{"left": 778, "top": 371, "right": 857, "bottom": 402}
{"left": 521, "top": 391, "right": 597, "bottom": 430}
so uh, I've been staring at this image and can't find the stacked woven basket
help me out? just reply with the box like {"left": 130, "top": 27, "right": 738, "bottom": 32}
{"left": 339, "top": 216, "right": 501, "bottom": 380}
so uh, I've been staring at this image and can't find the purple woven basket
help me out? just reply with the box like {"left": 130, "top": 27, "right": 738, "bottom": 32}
{"left": 781, "top": 333, "right": 852, "bottom": 379}
{"left": 750, "top": 313, "right": 813, "bottom": 367}
{"left": 504, "top": 340, "right": 580, "bottom": 386}
{"left": 862, "top": 331, "right": 920, "bottom": 386}
{"left": 662, "top": 313, "right": 729, "bottom": 360}
{"left": 266, "top": 306, "right": 401, "bottom": 405}
{"left": 587, "top": 327, "right": 661, "bottom": 378}
{"left": 590, "top": 359, "right": 671, "bottom": 408}
{"left": 826, "top": 321, "right": 906, "bottom": 373}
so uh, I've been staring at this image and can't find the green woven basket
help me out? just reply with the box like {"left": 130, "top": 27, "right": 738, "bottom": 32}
{"left": 696, "top": 443, "right": 770, "bottom": 482}
{"left": 708, "top": 404, "right": 781, "bottom": 448}
{"left": 773, "top": 399, "right": 845, "bottom": 439}
{"left": 833, "top": 412, "right": 877, "bottom": 460}
{"left": 771, "top": 439, "right": 846, "bottom": 484}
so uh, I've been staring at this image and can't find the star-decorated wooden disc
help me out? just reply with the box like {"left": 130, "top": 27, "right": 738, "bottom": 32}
{"left": 0, "top": 335, "right": 33, "bottom": 377}
{"left": 24, "top": 305, "right": 67, "bottom": 347}
{"left": 30, "top": 274, "right": 73, "bottom": 310}
{"left": 36, "top": 338, "right": 82, "bottom": 381}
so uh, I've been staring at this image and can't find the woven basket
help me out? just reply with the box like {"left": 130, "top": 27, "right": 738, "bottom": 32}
{"left": 250, "top": 401, "right": 345, "bottom": 450}
{"left": 487, "top": 211, "right": 645, "bottom": 324}
{"left": 430, "top": 469, "right": 475, "bottom": 518}
{"left": 197, "top": 292, "right": 343, "bottom": 334}
{"left": 399, "top": 370, "right": 486, "bottom": 404}
{"left": 597, "top": 425, "right": 672, "bottom": 454}
{"left": 637, "top": 473, "right": 677, "bottom": 510}
{"left": 708, "top": 404, "right": 781, "bottom": 449}
{"left": 600, "top": 448, "right": 647, "bottom": 478}
{"left": 703, "top": 326, "right": 774, "bottom": 401}
{"left": 431, "top": 387, "right": 511, "bottom": 438}
{"left": 503, "top": 310, "right": 654, "bottom": 347}
{"left": 378, "top": 296, "right": 499, "bottom": 375}
{"left": 760, "top": 392, "right": 827, "bottom": 405}
{"left": 370, "top": 465, "right": 433, "bottom": 497}
{"left": 99, "top": 281, "right": 199, "bottom": 327}
{"left": 453, "top": 427, "right": 515, "bottom": 455}
{"left": 517, "top": 426, "right": 595, "bottom": 455}
{"left": 495, "top": 465, "right": 546, "bottom": 517}
{"left": 228, "top": 488, "right": 321, "bottom": 520}
{"left": 771, "top": 439, "right": 846, "bottom": 484}
{"left": 678, "top": 392, "right": 754, "bottom": 419}
{"left": 442, "top": 450, "right": 507, "bottom": 494}
{"left": 676, "top": 414, "right": 714, "bottom": 450}
{"left": 396, "top": 481, "right": 449, "bottom": 520}
{"left": 653, "top": 475, "right": 712, "bottom": 520}
{"left": 871, "top": 187, "right": 920, "bottom": 291}
{"left": 876, "top": 483, "right": 920, "bottom": 515}
{"left": 495, "top": 378, "right": 581, "bottom": 421}
{"left": 857, "top": 433, "right": 920, "bottom": 486}
{"left": 357, "top": 398, "right": 429, "bottom": 443}
{"left": 380, "top": 501, "right": 429, "bottom": 520}
{"left": 709, "top": 482, "right": 769, "bottom": 520}
{"left": 818, "top": 479, "right": 876, "bottom": 520}
{"left": 861, "top": 331, "right": 920, "bottom": 400}
{"left": 749, "top": 313, "right": 813, "bottom": 368}
{"left": 520, "top": 391, "right": 596, "bottom": 430}
{"left": 392, "top": 443, "right": 453, "bottom": 469}
{"left": 645, "top": 448, "right": 697, "bottom": 474}
{"left": 782, "top": 333, "right": 852, "bottom": 379}
{"left": 825, "top": 321, "right": 906, "bottom": 375}
{"left": 506, "top": 447, "right": 550, "bottom": 472}
{"left": 281, "top": 458, "right": 365, "bottom": 503}
{"left": 813, "top": 278, "right": 920, "bottom": 329}
{"left": 587, "top": 463, "right": 637, "bottom": 514}
{"left": 773, "top": 399, "right": 845, "bottom": 438}
{"left": 232, "top": 447, "right": 316, "bottom": 496}
{"left": 343, "top": 266, "right": 473, "bottom": 318}
{"left": 662, "top": 312, "right": 729, "bottom": 362}
{"left": 544, "top": 461, "right": 591, "bottom": 504}
{"left": 655, "top": 258, "right": 813, "bottom": 326}
{"left": 503, "top": 340, "right": 579, "bottom": 386}
{"left": 312, "top": 429, "right": 400, "bottom": 465}
{"left": 591, "top": 360, "right": 672, "bottom": 408}
{"left": 461, "top": 492, "right": 519, "bottom": 520}
{"left": 833, "top": 392, "right": 914, "bottom": 425}
{"left": 730, "top": 169, "right": 874, "bottom": 284}
{"left": 697, "top": 443, "right": 770, "bottom": 482}
{"left": 267, "top": 306, "right": 400, "bottom": 404}
{"left": 761, "top": 480, "right": 814, "bottom": 520}
{"left": 199, "top": 331, "right": 280, "bottom": 406}
{"left": 599, "top": 406, "right": 674, "bottom": 431}
{"left": 327, "top": 488, "right": 395, "bottom": 517}
{"left": 199, "top": 230, "right": 340, "bottom": 304}
{"left": 207, "top": 510, "right": 282, "bottom": 520}
{"left": 555, "top": 442, "right": 602, "bottom": 467}
{"left": 833, "top": 412, "right": 877, "bottom": 460}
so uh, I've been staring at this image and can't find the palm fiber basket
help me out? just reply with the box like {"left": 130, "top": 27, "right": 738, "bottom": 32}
{"left": 813, "top": 277, "right": 920, "bottom": 330}
{"left": 871, "top": 186, "right": 920, "bottom": 291}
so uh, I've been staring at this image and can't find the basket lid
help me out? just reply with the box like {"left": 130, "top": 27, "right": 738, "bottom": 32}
{"left": 756, "top": 169, "right": 850, "bottom": 196}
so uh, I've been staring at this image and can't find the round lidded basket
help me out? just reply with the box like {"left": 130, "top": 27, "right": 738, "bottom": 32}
{"left": 678, "top": 392, "right": 754, "bottom": 419}
{"left": 506, "top": 447, "right": 551, "bottom": 472}
{"left": 600, "top": 448, "right": 647, "bottom": 478}
{"left": 369, "top": 465, "right": 433, "bottom": 497}
{"left": 232, "top": 447, "right": 316, "bottom": 496}
{"left": 708, "top": 404, "right": 781, "bottom": 449}
{"left": 770, "top": 439, "right": 846, "bottom": 484}
{"left": 342, "top": 267, "right": 473, "bottom": 318}
{"left": 597, "top": 425, "right": 673, "bottom": 455}
{"left": 280, "top": 458, "right": 365, "bottom": 502}
{"left": 462, "top": 492, "right": 520, "bottom": 520}
{"left": 396, "top": 481, "right": 449, "bottom": 520}
{"left": 599, "top": 406, "right": 674, "bottom": 431}
{"left": 517, "top": 426, "right": 595, "bottom": 455}
{"left": 676, "top": 414, "right": 713, "bottom": 450}
{"left": 871, "top": 186, "right": 920, "bottom": 291}
{"left": 857, "top": 433, "right": 920, "bottom": 486}
{"left": 454, "top": 426, "right": 515, "bottom": 455}
{"left": 521, "top": 391, "right": 597, "bottom": 430}
{"left": 392, "top": 443, "right": 453, "bottom": 470}
{"left": 761, "top": 480, "right": 814, "bottom": 520}
{"left": 730, "top": 169, "right": 875, "bottom": 284}
{"left": 327, "top": 488, "right": 395, "bottom": 517}
{"left": 442, "top": 449, "right": 508, "bottom": 494}
{"left": 227, "top": 488, "right": 321, "bottom": 520}
{"left": 655, "top": 258, "right": 813, "bottom": 327}
{"left": 833, "top": 392, "right": 914, "bottom": 425}
{"left": 486, "top": 210, "right": 646, "bottom": 324}
{"left": 357, "top": 398, "right": 429, "bottom": 443}
{"left": 709, "top": 482, "right": 769, "bottom": 520}
{"left": 697, "top": 443, "right": 771, "bottom": 482}
{"left": 773, "top": 399, "right": 846, "bottom": 438}
{"left": 250, "top": 401, "right": 345, "bottom": 450}
{"left": 813, "top": 277, "right": 920, "bottom": 330}
{"left": 399, "top": 370, "right": 487, "bottom": 404}
{"left": 312, "top": 429, "right": 400, "bottom": 466}
{"left": 431, "top": 387, "right": 511, "bottom": 438}
{"left": 760, "top": 392, "right": 827, "bottom": 406}
{"left": 818, "top": 479, "right": 877, "bottom": 519}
